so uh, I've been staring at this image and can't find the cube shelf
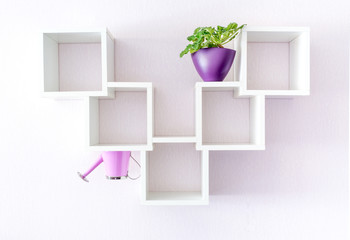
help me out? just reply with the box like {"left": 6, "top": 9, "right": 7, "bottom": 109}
{"left": 43, "top": 28, "right": 114, "bottom": 98}
{"left": 195, "top": 83, "right": 265, "bottom": 151}
{"left": 87, "top": 82, "right": 153, "bottom": 151}
{"left": 238, "top": 26, "right": 310, "bottom": 96}
{"left": 140, "top": 140, "right": 209, "bottom": 205}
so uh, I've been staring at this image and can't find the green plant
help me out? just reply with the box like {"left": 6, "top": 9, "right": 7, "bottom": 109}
{"left": 180, "top": 22, "right": 246, "bottom": 57}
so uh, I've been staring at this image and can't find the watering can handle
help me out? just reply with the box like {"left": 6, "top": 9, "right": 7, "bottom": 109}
{"left": 77, "top": 156, "right": 103, "bottom": 182}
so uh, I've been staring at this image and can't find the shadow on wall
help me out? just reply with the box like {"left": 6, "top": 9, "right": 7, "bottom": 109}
{"left": 209, "top": 150, "right": 281, "bottom": 195}
{"left": 209, "top": 100, "right": 315, "bottom": 196}
{"left": 208, "top": 148, "right": 309, "bottom": 196}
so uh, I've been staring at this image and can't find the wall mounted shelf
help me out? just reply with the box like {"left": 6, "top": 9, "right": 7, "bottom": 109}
{"left": 196, "top": 82, "right": 265, "bottom": 151}
{"left": 42, "top": 26, "right": 310, "bottom": 205}
{"left": 237, "top": 26, "right": 310, "bottom": 96}
{"left": 87, "top": 82, "right": 153, "bottom": 151}
{"left": 43, "top": 28, "right": 114, "bottom": 98}
{"left": 140, "top": 142, "right": 209, "bottom": 205}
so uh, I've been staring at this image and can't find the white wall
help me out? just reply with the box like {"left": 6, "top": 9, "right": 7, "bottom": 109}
{"left": 0, "top": 0, "right": 348, "bottom": 239}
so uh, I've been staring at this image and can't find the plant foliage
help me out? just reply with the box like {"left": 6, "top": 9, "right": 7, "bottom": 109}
{"left": 180, "top": 22, "right": 246, "bottom": 57}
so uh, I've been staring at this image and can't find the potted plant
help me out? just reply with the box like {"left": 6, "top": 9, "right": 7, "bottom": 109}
{"left": 180, "top": 22, "right": 246, "bottom": 82}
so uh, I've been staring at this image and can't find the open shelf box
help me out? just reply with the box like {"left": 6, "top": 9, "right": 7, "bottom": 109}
{"left": 196, "top": 83, "right": 265, "bottom": 151}
{"left": 140, "top": 140, "right": 209, "bottom": 205}
{"left": 238, "top": 27, "right": 310, "bottom": 97}
{"left": 43, "top": 28, "right": 114, "bottom": 98}
{"left": 87, "top": 82, "right": 153, "bottom": 151}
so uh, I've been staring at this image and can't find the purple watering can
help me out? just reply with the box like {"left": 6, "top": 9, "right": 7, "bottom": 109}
{"left": 78, "top": 151, "right": 132, "bottom": 182}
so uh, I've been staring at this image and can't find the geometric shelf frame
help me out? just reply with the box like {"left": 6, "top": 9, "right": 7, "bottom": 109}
{"left": 237, "top": 26, "right": 310, "bottom": 97}
{"left": 86, "top": 82, "right": 153, "bottom": 151}
{"left": 140, "top": 140, "right": 209, "bottom": 205}
{"left": 42, "top": 28, "right": 114, "bottom": 98}
{"left": 195, "top": 82, "right": 265, "bottom": 151}
{"left": 42, "top": 26, "right": 310, "bottom": 206}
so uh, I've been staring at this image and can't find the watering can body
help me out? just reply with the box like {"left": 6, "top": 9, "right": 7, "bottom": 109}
{"left": 103, "top": 151, "right": 130, "bottom": 179}
{"left": 78, "top": 151, "right": 131, "bottom": 182}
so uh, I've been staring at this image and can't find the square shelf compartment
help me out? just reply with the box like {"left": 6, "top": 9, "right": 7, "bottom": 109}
{"left": 140, "top": 141, "right": 209, "bottom": 205}
{"left": 43, "top": 28, "right": 114, "bottom": 97}
{"left": 239, "top": 27, "right": 310, "bottom": 96}
{"left": 196, "top": 84, "right": 265, "bottom": 151}
{"left": 87, "top": 82, "right": 153, "bottom": 151}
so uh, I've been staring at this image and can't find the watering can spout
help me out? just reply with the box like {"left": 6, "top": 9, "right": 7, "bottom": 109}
{"left": 77, "top": 156, "right": 103, "bottom": 182}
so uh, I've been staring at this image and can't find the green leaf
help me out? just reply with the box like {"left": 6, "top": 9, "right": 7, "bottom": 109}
{"left": 194, "top": 27, "right": 202, "bottom": 34}
{"left": 187, "top": 35, "right": 195, "bottom": 41}
{"left": 221, "top": 31, "right": 230, "bottom": 42}
{"left": 180, "top": 22, "right": 246, "bottom": 57}
{"left": 206, "top": 27, "right": 215, "bottom": 34}
{"left": 180, "top": 44, "right": 191, "bottom": 58}
{"left": 202, "top": 42, "right": 209, "bottom": 48}
{"left": 226, "top": 22, "right": 238, "bottom": 31}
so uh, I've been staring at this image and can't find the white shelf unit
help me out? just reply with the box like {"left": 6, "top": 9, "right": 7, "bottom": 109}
{"left": 238, "top": 26, "right": 310, "bottom": 97}
{"left": 87, "top": 82, "right": 153, "bottom": 151}
{"left": 42, "top": 26, "right": 310, "bottom": 206}
{"left": 43, "top": 28, "right": 114, "bottom": 98}
{"left": 196, "top": 82, "right": 265, "bottom": 151}
{"left": 140, "top": 139, "right": 209, "bottom": 205}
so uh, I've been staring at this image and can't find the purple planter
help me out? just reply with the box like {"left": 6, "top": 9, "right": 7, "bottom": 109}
{"left": 191, "top": 48, "right": 236, "bottom": 82}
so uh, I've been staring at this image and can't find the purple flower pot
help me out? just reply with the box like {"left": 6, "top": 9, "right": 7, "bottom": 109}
{"left": 191, "top": 48, "right": 236, "bottom": 82}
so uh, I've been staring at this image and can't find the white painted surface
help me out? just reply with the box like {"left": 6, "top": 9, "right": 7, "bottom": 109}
{"left": 89, "top": 144, "right": 152, "bottom": 151}
{"left": 87, "top": 96, "right": 99, "bottom": 146}
{"left": 290, "top": 31, "right": 310, "bottom": 91}
{"left": 250, "top": 95, "right": 265, "bottom": 145}
{"left": 107, "top": 81, "right": 152, "bottom": 89}
{"left": 153, "top": 136, "right": 196, "bottom": 143}
{"left": 246, "top": 26, "right": 309, "bottom": 42}
{"left": 200, "top": 143, "right": 265, "bottom": 151}
{"left": 106, "top": 31, "right": 114, "bottom": 84}
{"left": 197, "top": 81, "right": 241, "bottom": 91}
{"left": 44, "top": 31, "right": 102, "bottom": 43}
{"left": 0, "top": 0, "right": 348, "bottom": 239}
{"left": 43, "top": 34, "right": 59, "bottom": 91}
